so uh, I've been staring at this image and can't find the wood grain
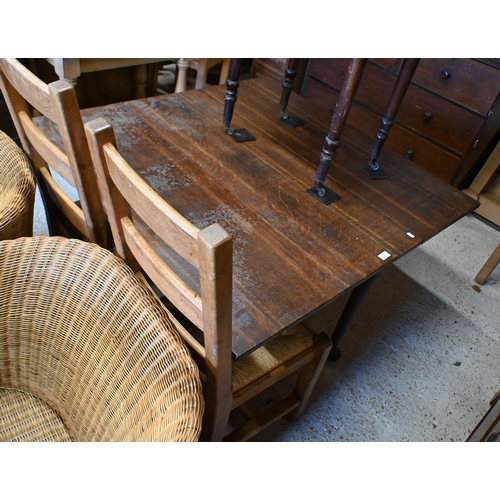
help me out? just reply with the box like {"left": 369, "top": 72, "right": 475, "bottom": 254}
{"left": 57, "top": 76, "right": 478, "bottom": 358}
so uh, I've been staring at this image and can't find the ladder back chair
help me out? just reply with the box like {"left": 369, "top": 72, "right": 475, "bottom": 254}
{"left": 0, "top": 58, "right": 109, "bottom": 248}
{"left": 84, "top": 117, "right": 332, "bottom": 442}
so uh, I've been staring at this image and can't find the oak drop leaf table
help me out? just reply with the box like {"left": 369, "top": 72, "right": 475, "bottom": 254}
{"left": 38, "top": 76, "right": 478, "bottom": 360}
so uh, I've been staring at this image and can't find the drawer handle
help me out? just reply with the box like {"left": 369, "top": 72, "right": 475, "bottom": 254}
{"left": 422, "top": 112, "right": 433, "bottom": 122}
{"left": 440, "top": 70, "right": 451, "bottom": 80}
{"left": 405, "top": 149, "right": 415, "bottom": 159}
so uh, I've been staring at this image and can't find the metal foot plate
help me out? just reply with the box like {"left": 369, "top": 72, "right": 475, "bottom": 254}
{"left": 365, "top": 165, "right": 388, "bottom": 180}
{"left": 281, "top": 115, "right": 306, "bottom": 128}
{"left": 229, "top": 128, "right": 256, "bottom": 142}
{"left": 306, "top": 186, "right": 341, "bottom": 205}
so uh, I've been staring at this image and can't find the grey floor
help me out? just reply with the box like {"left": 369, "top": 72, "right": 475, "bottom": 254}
{"left": 33, "top": 184, "right": 500, "bottom": 442}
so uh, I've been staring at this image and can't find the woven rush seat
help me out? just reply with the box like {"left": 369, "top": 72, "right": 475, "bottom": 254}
{"left": 187, "top": 323, "right": 314, "bottom": 393}
{"left": 0, "top": 129, "right": 36, "bottom": 240}
{"left": 0, "top": 236, "right": 204, "bottom": 442}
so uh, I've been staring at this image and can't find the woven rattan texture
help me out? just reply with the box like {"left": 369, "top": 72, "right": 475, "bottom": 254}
{"left": 0, "top": 388, "right": 72, "bottom": 441}
{"left": 0, "top": 237, "right": 204, "bottom": 442}
{"left": 0, "top": 130, "right": 35, "bottom": 240}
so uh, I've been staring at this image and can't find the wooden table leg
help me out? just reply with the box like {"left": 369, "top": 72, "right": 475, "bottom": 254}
{"left": 134, "top": 65, "right": 148, "bottom": 99}
{"left": 222, "top": 58, "right": 255, "bottom": 142}
{"left": 365, "top": 58, "right": 420, "bottom": 179}
{"left": 279, "top": 58, "right": 305, "bottom": 128}
{"left": 307, "top": 58, "right": 367, "bottom": 205}
{"left": 328, "top": 275, "right": 376, "bottom": 361}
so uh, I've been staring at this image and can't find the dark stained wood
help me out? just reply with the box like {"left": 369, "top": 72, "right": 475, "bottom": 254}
{"left": 313, "top": 58, "right": 366, "bottom": 197}
{"left": 36, "top": 76, "right": 478, "bottom": 359}
{"left": 222, "top": 58, "right": 242, "bottom": 133}
{"left": 300, "top": 77, "right": 462, "bottom": 183}
{"left": 366, "top": 58, "right": 420, "bottom": 176}
{"left": 412, "top": 58, "right": 500, "bottom": 116}
{"left": 301, "top": 59, "right": 500, "bottom": 187}
{"left": 279, "top": 58, "right": 299, "bottom": 118}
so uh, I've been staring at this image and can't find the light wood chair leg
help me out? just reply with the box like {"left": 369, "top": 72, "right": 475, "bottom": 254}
{"left": 475, "top": 242, "right": 500, "bottom": 284}
{"left": 287, "top": 332, "right": 332, "bottom": 422}
{"left": 175, "top": 59, "right": 190, "bottom": 93}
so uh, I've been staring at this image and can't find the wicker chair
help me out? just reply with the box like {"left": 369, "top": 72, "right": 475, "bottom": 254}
{"left": 0, "top": 129, "right": 36, "bottom": 240}
{"left": 0, "top": 236, "right": 204, "bottom": 442}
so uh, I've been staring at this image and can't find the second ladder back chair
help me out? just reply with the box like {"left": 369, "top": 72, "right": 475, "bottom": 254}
{"left": 0, "top": 58, "right": 109, "bottom": 248}
{"left": 84, "top": 117, "right": 332, "bottom": 442}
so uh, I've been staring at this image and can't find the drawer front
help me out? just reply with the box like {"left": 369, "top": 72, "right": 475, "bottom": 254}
{"left": 398, "top": 84, "right": 483, "bottom": 155}
{"left": 413, "top": 59, "right": 500, "bottom": 116}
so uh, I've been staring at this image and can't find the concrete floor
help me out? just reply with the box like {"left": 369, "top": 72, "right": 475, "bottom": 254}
{"left": 33, "top": 184, "right": 500, "bottom": 442}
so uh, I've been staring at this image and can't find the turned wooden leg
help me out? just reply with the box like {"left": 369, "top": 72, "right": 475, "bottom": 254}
{"left": 307, "top": 58, "right": 367, "bottom": 205}
{"left": 366, "top": 58, "right": 420, "bottom": 179}
{"left": 175, "top": 58, "right": 190, "bottom": 93}
{"left": 222, "top": 58, "right": 255, "bottom": 142}
{"left": 134, "top": 65, "right": 148, "bottom": 99}
{"left": 279, "top": 58, "right": 305, "bottom": 128}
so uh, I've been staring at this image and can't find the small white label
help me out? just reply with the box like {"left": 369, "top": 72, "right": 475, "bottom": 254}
{"left": 378, "top": 251, "right": 391, "bottom": 261}
{"left": 406, "top": 232, "right": 415, "bottom": 238}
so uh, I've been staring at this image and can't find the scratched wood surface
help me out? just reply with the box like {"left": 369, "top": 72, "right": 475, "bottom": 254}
{"left": 37, "top": 76, "right": 478, "bottom": 359}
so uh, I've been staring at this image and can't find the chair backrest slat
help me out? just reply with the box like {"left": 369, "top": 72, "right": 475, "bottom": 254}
{"left": 121, "top": 216, "right": 204, "bottom": 329}
{"left": 103, "top": 143, "right": 201, "bottom": 268}
{"left": 20, "top": 112, "right": 73, "bottom": 184}
{"left": 39, "top": 168, "right": 89, "bottom": 238}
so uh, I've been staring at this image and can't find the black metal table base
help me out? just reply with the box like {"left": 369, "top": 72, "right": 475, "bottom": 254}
{"left": 306, "top": 185, "right": 341, "bottom": 205}
{"left": 328, "top": 275, "right": 377, "bottom": 361}
{"left": 365, "top": 165, "right": 389, "bottom": 180}
{"left": 281, "top": 115, "right": 306, "bottom": 128}
{"left": 228, "top": 128, "right": 256, "bottom": 142}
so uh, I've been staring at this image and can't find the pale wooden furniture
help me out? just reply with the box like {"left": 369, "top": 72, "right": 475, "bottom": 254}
{"left": 0, "top": 129, "right": 36, "bottom": 239}
{"left": 467, "top": 389, "right": 500, "bottom": 441}
{"left": 46, "top": 58, "right": 169, "bottom": 98}
{"left": 463, "top": 140, "right": 500, "bottom": 284}
{"left": 175, "top": 58, "right": 230, "bottom": 93}
{"left": 84, "top": 117, "right": 332, "bottom": 442}
{"left": 0, "top": 58, "right": 109, "bottom": 248}
{"left": 0, "top": 236, "right": 204, "bottom": 442}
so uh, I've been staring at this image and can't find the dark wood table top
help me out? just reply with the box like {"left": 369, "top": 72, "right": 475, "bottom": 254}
{"left": 38, "top": 76, "right": 479, "bottom": 359}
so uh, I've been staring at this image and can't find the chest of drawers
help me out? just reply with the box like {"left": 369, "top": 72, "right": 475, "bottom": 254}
{"left": 297, "top": 58, "right": 500, "bottom": 187}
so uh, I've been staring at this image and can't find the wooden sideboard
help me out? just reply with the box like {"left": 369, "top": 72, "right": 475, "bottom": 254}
{"left": 253, "top": 58, "right": 500, "bottom": 189}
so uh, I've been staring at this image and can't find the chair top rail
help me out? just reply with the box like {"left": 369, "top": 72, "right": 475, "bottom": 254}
{"left": 0, "top": 58, "right": 59, "bottom": 122}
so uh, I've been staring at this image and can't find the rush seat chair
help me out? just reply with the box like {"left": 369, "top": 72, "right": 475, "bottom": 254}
{"left": 84, "top": 117, "right": 332, "bottom": 442}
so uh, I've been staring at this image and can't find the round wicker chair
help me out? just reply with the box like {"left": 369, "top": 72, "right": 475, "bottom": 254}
{"left": 0, "top": 129, "right": 36, "bottom": 240}
{"left": 0, "top": 236, "right": 204, "bottom": 442}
